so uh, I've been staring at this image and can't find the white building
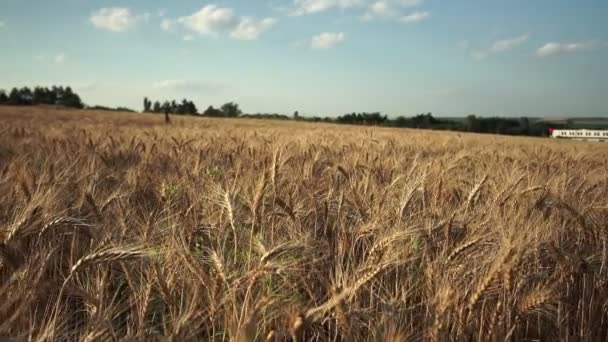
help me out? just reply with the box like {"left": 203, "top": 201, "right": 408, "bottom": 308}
{"left": 551, "top": 129, "right": 608, "bottom": 142}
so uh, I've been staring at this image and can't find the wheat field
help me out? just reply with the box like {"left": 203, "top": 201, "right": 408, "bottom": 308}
{"left": 1, "top": 106, "right": 607, "bottom": 341}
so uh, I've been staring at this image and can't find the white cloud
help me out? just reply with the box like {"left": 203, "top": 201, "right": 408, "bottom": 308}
{"left": 362, "top": 0, "right": 424, "bottom": 20}
{"left": 231, "top": 17, "right": 277, "bottom": 40}
{"left": 153, "top": 79, "right": 225, "bottom": 92}
{"left": 178, "top": 5, "right": 239, "bottom": 36}
{"left": 368, "top": 1, "right": 396, "bottom": 18}
{"left": 397, "top": 0, "right": 423, "bottom": 6}
{"left": 54, "top": 53, "right": 66, "bottom": 64}
{"left": 177, "top": 6, "right": 276, "bottom": 40}
{"left": 311, "top": 32, "right": 346, "bottom": 49}
{"left": 294, "top": 0, "right": 424, "bottom": 18}
{"left": 74, "top": 81, "right": 99, "bottom": 92}
{"left": 465, "top": 33, "right": 529, "bottom": 61}
{"left": 90, "top": 8, "right": 147, "bottom": 32}
{"left": 399, "top": 11, "right": 429, "bottom": 23}
{"left": 490, "top": 34, "right": 529, "bottom": 53}
{"left": 34, "top": 53, "right": 67, "bottom": 64}
{"left": 470, "top": 51, "right": 488, "bottom": 61}
{"left": 535, "top": 41, "right": 597, "bottom": 57}
{"left": 292, "top": 0, "right": 363, "bottom": 15}
{"left": 183, "top": 35, "right": 195, "bottom": 41}
{"left": 0, "top": 21, "right": 5, "bottom": 28}
{"left": 161, "top": 18, "right": 175, "bottom": 32}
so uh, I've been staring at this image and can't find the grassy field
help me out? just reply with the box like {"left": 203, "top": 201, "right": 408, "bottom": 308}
{"left": 1, "top": 106, "right": 608, "bottom": 341}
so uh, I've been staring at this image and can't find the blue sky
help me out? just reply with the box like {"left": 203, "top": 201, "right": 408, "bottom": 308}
{"left": 1, "top": 0, "right": 607, "bottom": 117}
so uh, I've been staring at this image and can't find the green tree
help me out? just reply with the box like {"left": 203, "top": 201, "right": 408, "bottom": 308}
{"left": 0, "top": 90, "right": 7, "bottom": 104}
{"left": 203, "top": 105, "right": 223, "bottom": 117}
{"left": 221, "top": 102, "right": 241, "bottom": 117}
{"left": 8, "top": 88, "right": 21, "bottom": 104}
{"left": 161, "top": 101, "right": 171, "bottom": 113}
{"left": 58, "top": 87, "right": 84, "bottom": 108}
{"left": 465, "top": 115, "right": 480, "bottom": 132}
{"left": 143, "top": 97, "right": 152, "bottom": 112}
{"left": 186, "top": 100, "right": 198, "bottom": 115}
{"left": 519, "top": 117, "right": 530, "bottom": 135}
{"left": 33, "top": 87, "right": 46, "bottom": 104}
{"left": 19, "top": 87, "right": 34, "bottom": 105}
{"left": 153, "top": 101, "right": 161, "bottom": 113}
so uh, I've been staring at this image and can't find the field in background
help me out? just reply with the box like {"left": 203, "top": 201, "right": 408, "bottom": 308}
{"left": 1, "top": 106, "right": 608, "bottom": 341}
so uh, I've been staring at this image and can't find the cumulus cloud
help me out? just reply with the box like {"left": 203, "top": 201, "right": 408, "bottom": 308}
{"left": 293, "top": 0, "right": 423, "bottom": 17}
{"left": 368, "top": 1, "right": 395, "bottom": 17}
{"left": 311, "top": 32, "right": 346, "bottom": 49}
{"left": 292, "top": 0, "right": 362, "bottom": 15}
{"left": 153, "top": 79, "right": 225, "bottom": 92}
{"left": 177, "top": 5, "right": 276, "bottom": 40}
{"left": 161, "top": 18, "right": 175, "bottom": 32}
{"left": 399, "top": 11, "right": 429, "bottom": 23}
{"left": 464, "top": 33, "right": 529, "bottom": 61}
{"left": 90, "top": 8, "right": 148, "bottom": 32}
{"left": 54, "top": 53, "right": 66, "bottom": 64}
{"left": 362, "top": 0, "right": 424, "bottom": 21}
{"left": 490, "top": 34, "right": 529, "bottom": 52}
{"left": 231, "top": 17, "right": 277, "bottom": 40}
{"left": 535, "top": 41, "right": 597, "bottom": 57}
{"left": 178, "top": 5, "right": 239, "bottom": 36}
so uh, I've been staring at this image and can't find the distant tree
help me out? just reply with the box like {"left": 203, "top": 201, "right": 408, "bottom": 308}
{"left": 1, "top": 85, "right": 83, "bottom": 108}
{"left": 0, "top": 90, "right": 7, "bottom": 104}
{"left": 185, "top": 100, "right": 198, "bottom": 115}
{"left": 19, "top": 87, "right": 34, "bottom": 105}
{"left": 33, "top": 87, "right": 45, "bottom": 104}
{"left": 519, "top": 117, "right": 530, "bottom": 135}
{"left": 294, "top": 111, "right": 299, "bottom": 120}
{"left": 8, "top": 88, "right": 22, "bottom": 105}
{"left": 161, "top": 101, "right": 172, "bottom": 114}
{"left": 465, "top": 115, "right": 481, "bottom": 132}
{"left": 58, "top": 87, "right": 84, "bottom": 108}
{"left": 392, "top": 116, "right": 410, "bottom": 127}
{"left": 177, "top": 99, "right": 197, "bottom": 115}
{"left": 53, "top": 86, "right": 64, "bottom": 105}
{"left": 203, "top": 105, "right": 224, "bottom": 117}
{"left": 153, "top": 101, "right": 162, "bottom": 113}
{"left": 143, "top": 97, "right": 152, "bottom": 113}
{"left": 221, "top": 102, "right": 242, "bottom": 117}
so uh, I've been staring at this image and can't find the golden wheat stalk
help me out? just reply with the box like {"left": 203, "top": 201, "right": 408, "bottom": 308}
{"left": 66, "top": 246, "right": 152, "bottom": 282}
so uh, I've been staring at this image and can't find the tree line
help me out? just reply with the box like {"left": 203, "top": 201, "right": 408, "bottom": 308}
{"left": 143, "top": 97, "right": 242, "bottom": 118}
{"left": 0, "top": 86, "right": 84, "bottom": 108}
{"left": 1, "top": 85, "right": 556, "bottom": 137}
{"left": 332, "top": 112, "right": 551, "bottom": 136}
{"left": 143, "top": 97, "right": 198, "bottom": 115}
